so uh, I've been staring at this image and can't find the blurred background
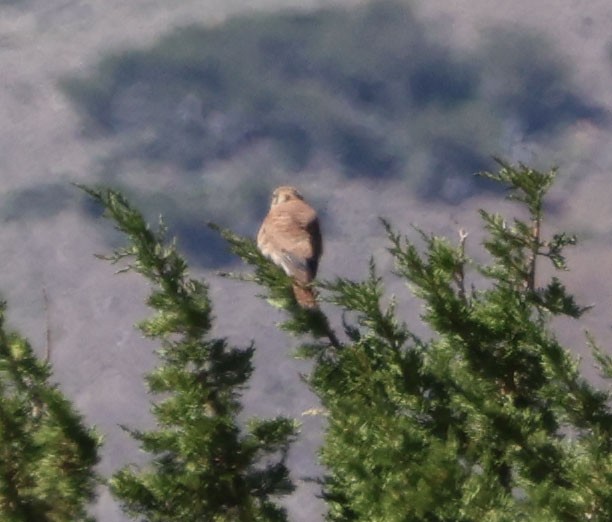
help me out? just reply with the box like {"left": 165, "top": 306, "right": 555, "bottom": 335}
{"left": 1, "top": 0, "right": 612, "bottom": 519}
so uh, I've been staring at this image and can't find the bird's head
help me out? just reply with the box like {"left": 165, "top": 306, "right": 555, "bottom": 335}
{"left": 270, "top": 186, "right": 304, "bottom": 206}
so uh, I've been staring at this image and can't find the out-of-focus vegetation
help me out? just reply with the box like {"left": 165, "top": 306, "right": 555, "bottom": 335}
{"left": 0, "top": 301, "right": 100, "bottom": 521}
{"left": 0, "top": 184, "right": 74, "bottom": 222}
{"left": 63, "top": 2, "right": 602, "bottom": 180}
{"left": 59, "top": 1, "right": 606, "bottom": 263}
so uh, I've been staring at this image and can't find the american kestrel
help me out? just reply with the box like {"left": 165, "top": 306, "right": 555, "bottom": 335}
{"left": 257, "top": 186, "right": 322, "bottom": 308}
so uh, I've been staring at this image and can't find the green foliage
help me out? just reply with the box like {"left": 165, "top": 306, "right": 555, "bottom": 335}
{"left": 0, "top": 302, "right": 100, "bottom": 521}
{"left": 210, "top": 223, "right": 340, "bottom": 349}
{"left": 221, "top": 163, "right": 612, "bottom": 521}
{"left": 83, "top": 186, "right": 297, "bottom": 521}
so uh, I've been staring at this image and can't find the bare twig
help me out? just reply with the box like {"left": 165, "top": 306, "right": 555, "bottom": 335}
{"left": 324, "top": 320, "right": 341, "bottom": 350}
{"left": 456, "top": 228, "right": 469, "bottom": 302}
{"left": 42, "top": 287, "right": 52, "bottom": 364}
{"left": 527, "top": 216, "right": 541, "bottom": 292}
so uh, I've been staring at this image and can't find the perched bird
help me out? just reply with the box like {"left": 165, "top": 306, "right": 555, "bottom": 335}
{"left": 257, "top": 186, "right": 322, "bottom": 308}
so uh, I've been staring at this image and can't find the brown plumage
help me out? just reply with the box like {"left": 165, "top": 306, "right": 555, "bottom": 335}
{"left": 257, "top": 186, "right": 322, "bottom": 308}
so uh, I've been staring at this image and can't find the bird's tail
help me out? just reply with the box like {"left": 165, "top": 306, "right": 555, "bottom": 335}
{"left": 293, "top": 282, "right": 318, "bottom": 309}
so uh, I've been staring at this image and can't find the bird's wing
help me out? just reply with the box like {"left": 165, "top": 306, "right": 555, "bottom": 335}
{"left": 257, "top": 200, "right": 321, "bottom": 283}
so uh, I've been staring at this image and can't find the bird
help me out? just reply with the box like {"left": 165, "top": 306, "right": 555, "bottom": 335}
{"left": 257, "top": 186, "right": 322, "bottom": 308}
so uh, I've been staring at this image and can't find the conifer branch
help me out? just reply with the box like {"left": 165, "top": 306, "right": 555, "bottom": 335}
{"left": 74, "top": 164, "right": 612, "bottom": 522}
{"left": 84, "top": 186, "right": 296, "bottom": 521}
{"left": 210, "top": 222, "right": 343, "bottom": 352}
{"left": 314, "top": 162, "right": 612, "bottom": 521}
{"left": 0, "top": 299, "right": 100, "bottom": 521}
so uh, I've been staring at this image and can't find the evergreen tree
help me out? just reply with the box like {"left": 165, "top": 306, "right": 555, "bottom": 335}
{"left": 218, "top": 163, "right": 612, "bottom": 521}
{"left": 84, "top": 187, "right": 297, "bottom": 521}
{"left": 0, "top": 301, "right": 100, "bottom": 521}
